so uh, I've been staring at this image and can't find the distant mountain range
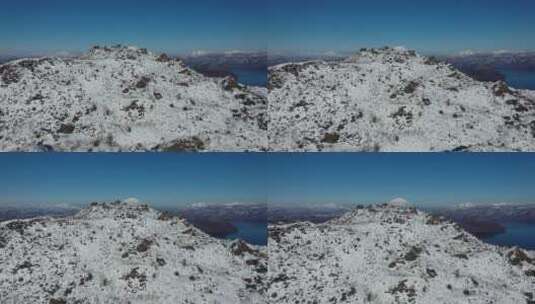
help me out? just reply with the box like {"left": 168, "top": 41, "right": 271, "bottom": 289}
{"left": 0, "top": 201, "right": 267, "bottom": 241}
{"left": 181, "top": 51, "right": 266, "bottom": 70}
{"left": 162, "top": 203, "right": 266, "bottom": 239}
{"left": 0, "top": 203, "right": 80, "bottom": 222}
{"left": 436, "top": 202, "right": 535, "bottom": 224}
{"left": 429, "top": 203, "right": 535, "bottom": 238}
{"left": 268, "top": 203, "right": 349, "bottom": 224}
{"left": 268, "top": 201, "right": 535, "bottom": 241}
{"left": 267, "top": 53, "right": 345, "bottom": 66}
{"left": 443, "top": 51, "right": 535, "bottom": 70}
{"left": 4, "top": 49, "right": 534, "bottom": 78}
{"left": 267, "top": 50, "right": 535, "bottom": 85}
{"left": 434, "top": 51, "right": 535, "bottom": 85}
{"left": 167, "top": 202, "right": 267, "bottom": 223}
{"left": 179, "top": 52, "right": 267, "bottom": 87}
{"left": 0, "top": 56, "right": 18, "bottom": 65}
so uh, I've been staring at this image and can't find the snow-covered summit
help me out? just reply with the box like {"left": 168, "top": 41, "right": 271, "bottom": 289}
{"left": 0, "top": 201, "right": 267, "bottom": 303}
{"left": 268, "top": 46, "right": 535, "bottom": 151}
{"left": 268, "top": 204, "right": 535, "bottom": 303}
{"left": 73, "top": 199, "right": 156, "bottom": 220}
{"left": 344, "top": 46, "right": 420, "bottom": 63}
{"left": 0, "top": 45, "right": 267, "bottom": 151}
{"left": 83, "top": 45, "right": 155, "bottom": 61}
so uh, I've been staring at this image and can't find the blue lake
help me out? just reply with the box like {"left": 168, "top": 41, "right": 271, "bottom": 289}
{"left": 499, "top": 68, "right": 535, "bottom": 90}
{"left": 230, "top": 67, "right": 267, "bottom": 87}
{"left": 225, "top": 221, "right": 267, "bottom": 246}
{"left": 482, "top": 222, "right": 535, "bottom": 250}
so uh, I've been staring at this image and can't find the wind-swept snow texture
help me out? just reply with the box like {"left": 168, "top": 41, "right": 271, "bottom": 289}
{"left": 268, "top": 47, "right": 535, "bottom": 151}
{"left": 268, "top": 204, "right": 535, "bottom": 304}
{"left": 0, "top": 201, "right": 267, "bottom": 304}
{"left": 0, "top": 45, "right": 267, "bottom": 151}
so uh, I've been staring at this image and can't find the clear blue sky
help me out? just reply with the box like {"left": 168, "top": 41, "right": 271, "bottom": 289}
{"left": 267, "top": 0, "right": 535, "bottom": 54}
{"left": 0, "top": 153, "right": 267, "bottom": 207}
{"left": 3, "top": 1, "right": 533, "bottom": 56}
{"left": 266, "top": 153, "right": 535, "bottom": 207}
{"left": 2, "top": 153, "right": 534, "bottom": 208}
{"left": 0, "top": 0, "right": 266, "bottom": 55}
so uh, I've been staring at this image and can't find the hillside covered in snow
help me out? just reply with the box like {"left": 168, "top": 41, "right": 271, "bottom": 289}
{"left": 268, "top": 47, "right": 535, "bottom": 151}
{"left": 268, "top": 203, "right": 535, "bottom": 304}
{"left": 0, "top": 45, "right": 267, "bottom": 151}
{"left": 0, "top": 200, "right": 267, "bottom": 304}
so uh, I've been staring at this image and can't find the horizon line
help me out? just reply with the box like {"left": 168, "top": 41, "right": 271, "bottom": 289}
{"left": 2, "top": 46, "right": 535, "bottom": 59}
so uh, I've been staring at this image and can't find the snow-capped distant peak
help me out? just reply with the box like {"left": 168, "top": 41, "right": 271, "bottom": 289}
{"left": 455, "top": 202, "right": 513, "bottom": 209}
{"left": 459, "top": 49, "right": 476, "bottom": 56}
{"left": 190, "top": 202, "right": 210, "bottom": 208}
{"left": 190, "top": 50, "right": 210, "bottom": 57}
{"left": 187, "top": 202, "right": 257, "bottom": 209}
{"left": 456, "top": 202, "right": 477, "bottom": 209}
{"left": 455, "top": 49, "right": 520, "bottom": 57}
{"left": 492, "top": 49, "right": 513, "bottom": 55}
{"left": 123, "top": 197, "right": 141, "bottom": 205}
{"left": 224, "top": 50, "right": 244, "bottom": 55}
{"left": 393, "top": 46, "right": 408, "bottom": 52}
{"left": 388, "top": 197, "right": 410, "bottom": 207}
{"left": 224, "top": 202, "right": 250, "bottom": 207}
{"left": 492, "top": 202, "right": 511, "bottom": 207}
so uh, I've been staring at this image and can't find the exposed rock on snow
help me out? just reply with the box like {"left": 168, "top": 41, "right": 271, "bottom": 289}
{"left": 268, "top": 47, "right": 535, "bottom": 151}
{"left": 0, "top": 201, "right": 267, "bottom": 303}
{"left": 268, "top": 204, "right": 535, "bottom": 304}
{"left": 0, "top": 45, "right": 267, "bottom": 151}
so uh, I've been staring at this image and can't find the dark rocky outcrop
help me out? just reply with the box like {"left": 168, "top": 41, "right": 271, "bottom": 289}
{"left": 57, "top": 123, "right": 75, "bottom": 134}
{"left": 162, "top": 137, "right": 205, "bottom": 152}
{"left": 321, "top": 133, "right": 340, "bottom": 144}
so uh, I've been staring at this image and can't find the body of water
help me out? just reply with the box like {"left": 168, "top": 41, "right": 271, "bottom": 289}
{"left": 230, "top": 67, "right": 267, "bottom": 87}
{"left": 499, "top": 68, "right": 535, "bottom": 90}
{"left": 482, "top": 222, "right": 535, "bottom": 250}
{"left": 225, "top": 221, "right": 267, "bottom": 246}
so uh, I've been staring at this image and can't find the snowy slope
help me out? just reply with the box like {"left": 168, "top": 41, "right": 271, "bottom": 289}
{"left": 0, "top": 200, "right": 267, "bottom": 304}
{"left": 268, "top": 47, "right": 535, "bottom": 151}
{"left": 268, "top": 204, "right": 535, "bottom": 304}
{"left": 0, "top": 45, "right": 267, "bottom": 151}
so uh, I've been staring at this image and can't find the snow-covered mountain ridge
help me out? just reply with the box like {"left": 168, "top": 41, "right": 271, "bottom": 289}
{"left": 0, "top": 45, "right": 267, "bottom": 151}
{"left": 0, "top": 200, "right": 267, "bottom": 304}
{"left": 268, "top": 204, "right": 535, "bottom": 303}
{"left": 268, "top": 47, "right": 535, "bottom": 151}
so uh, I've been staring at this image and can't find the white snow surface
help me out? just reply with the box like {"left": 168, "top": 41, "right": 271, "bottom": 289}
{"left": 0, "top": 201, "right": 267, "bottom": 304}
{"left": 268, "top": 47, "right": 535, "bottom": 151}
{"left": 268, "top": 204, "right": 535, "bottom": 304}
{"left": 389, "top": 197, "right": 411, "bottom": 207}
{"left": 0, "top": 45, "right": 267, "bottom": 151}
